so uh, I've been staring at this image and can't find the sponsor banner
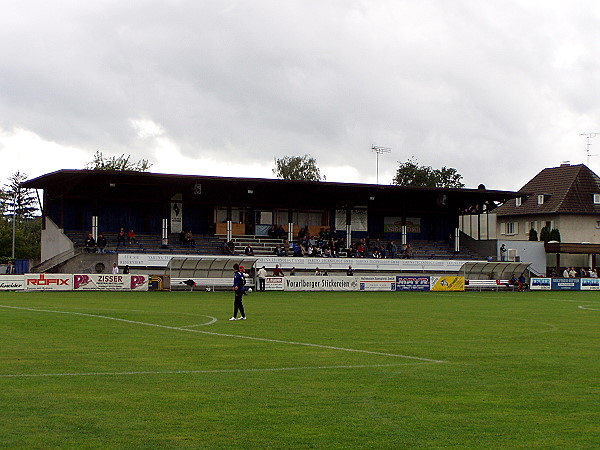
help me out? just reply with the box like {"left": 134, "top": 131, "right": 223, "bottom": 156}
{"left": 265, "top": 277, "right": 284, "bottom": 291}
{"left": 283, "top": 276, "right": 359, "bottom": 291}
{"left": 384, "top": 217, "right": 421, "bottom": 233}
{"left": 430, "top": 276, "right": 465, "bottom": 291}
{"left": 25, "top": 274, "right": 73, "bottom": 291}
{"left": 580, "top": 278, "right": 600, "bottom": 291}
{"left": 0, "top": 275, "right": 25, "bottom": 291}
{"left": 396, "top": 276, "right": 430, "bottom": 291}
{"left": 359, "top": 275, "right": 397, "bottom": 291}
{"left": 73, "top": 274, "right": 149, "bottom": 291}
{"left": 119, "top": 253, "right": 175, "bottom": 267}
{"left": 530, "top": 278, "right": 552, "bottom": 290}
{"left": 117, "top": 253, "right": 471, "bottom": 271}
{"left": 551, "top": 278, "right": 581, "bottom": 291}
{"left": 171, "top": 193, "right": 183, "bottom": 234}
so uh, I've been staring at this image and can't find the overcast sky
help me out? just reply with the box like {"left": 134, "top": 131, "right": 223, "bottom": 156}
{"left": 2, "top": 1, "right": 600, "bottom": 191}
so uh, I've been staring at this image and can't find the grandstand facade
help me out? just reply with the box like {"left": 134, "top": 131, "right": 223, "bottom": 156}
{"left": 23, "top": 170, "right": 519, "bottom": 267}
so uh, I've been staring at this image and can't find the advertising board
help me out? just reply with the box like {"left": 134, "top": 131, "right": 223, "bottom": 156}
{"left": 580, "top": 278, "right": 600, "bottom": 291}
{"left": 396, "top": 276, "right": 430, "bottom": 291}
{"left": 551, "top": 278, "right": 581, "bottom": 291}
{"left": 530, "top": 278, "right": 552, "bottom": 290}
{"left": 25, "top": 274, "right": 73, "bottom": 291}
{"left": 358, "top": 276, "right": 397, "bottom": 291}
{"left": 265, "top": 277, "right": 284, "bottom": 291}
{"left": 0, "top": 275, "right": 25, "bottom": 291}
{"left": 430, "top": 276, "right": 465, "bottom": 291}
{"left": 283, "top": 276, "right": 359, "bottom": 291}
{"left": 73, "top": 274, "right": 149, "bottom": 291}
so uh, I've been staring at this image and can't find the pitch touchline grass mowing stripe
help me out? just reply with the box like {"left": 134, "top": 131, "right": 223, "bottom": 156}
{"left": 0, "top": 362, "right": 436, "bottom": 379}
{"left": 0, "top": 304, "right": 448, "bottom": 363}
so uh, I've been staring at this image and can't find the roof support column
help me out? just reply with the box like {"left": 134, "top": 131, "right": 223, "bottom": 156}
{"left": 287, "top": 209, "right": 294, "bottom": 245}
{"left": 226, "top": 207, "right": 232, "bottom": 242}
{"left": 346, "top": 208, "right": 352, "bottom": 246}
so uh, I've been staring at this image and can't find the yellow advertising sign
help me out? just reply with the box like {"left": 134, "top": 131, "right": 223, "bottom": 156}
{"left": 430, "top": 276, "right": 465, "bottom": 291}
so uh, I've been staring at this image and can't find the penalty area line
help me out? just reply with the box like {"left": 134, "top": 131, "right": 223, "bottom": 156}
{"left": 0, "top": 362, "right": 437, "bottom": 379}
{"left": 0, "top": 304, "right": 447, "bottom": 364}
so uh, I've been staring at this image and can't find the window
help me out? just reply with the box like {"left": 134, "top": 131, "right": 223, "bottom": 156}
{"left": 594, "top": 194, "right": 600, "bottom": 205}
{"left": 503, "top": 222, "right": 518, "bottom": 235}
{"left": 596, "top": 220, "right": 600, "bottom": 229}
{"left": 538, "top": 194, "right": 545, "bottom": 205}
{"left": 515, "top": 197, "right": 522, "bottom": 207}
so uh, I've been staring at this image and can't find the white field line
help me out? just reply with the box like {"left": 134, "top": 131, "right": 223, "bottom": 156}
{"left": 0, "top": 362, "right": 433, "bottom": 379}
{"left": 578, "top": 305, "right": 600, "bottom": 311}
{"left": 0, "top": 305, "right": 447, "bottom": 363}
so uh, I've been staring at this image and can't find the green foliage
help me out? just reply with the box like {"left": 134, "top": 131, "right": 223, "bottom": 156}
{"left": 549, "top": 228, "right": 561, "bottom": 242}
{"left": 273, "top": 154, "right": 325, "bottom": 181}
{"left": 2, "top": 171, "right": 40, "bottom": 220}
{"left": 528, "top": 228, "right": 538, "bottom": 241}
{"left": 0, "top": 291, "right": 597, "bottom": 448}
{"left": 85, "top": 151, "right": 152, "bottom": 171}
{"left": 393, "top": 157, "right": 464, "bottom": 188}
{"left": 0, "top": 216, "right": 41, "bottom": 260}
{"left": 539, "top": 226, "right": 551, "bottom": 242}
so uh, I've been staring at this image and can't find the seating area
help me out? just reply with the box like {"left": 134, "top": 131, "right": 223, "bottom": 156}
{"left": 66, "top": 231, "right": 484, "bottom": 261}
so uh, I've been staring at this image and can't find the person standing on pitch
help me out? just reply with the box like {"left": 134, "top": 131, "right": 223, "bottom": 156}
{"left": 257, "top": 265, "right": 267, "bottom": 291}
{"left": 230, "top": 263, "right": 246, "bottom": 321}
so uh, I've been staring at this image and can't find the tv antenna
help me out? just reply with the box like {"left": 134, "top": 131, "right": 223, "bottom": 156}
{"left": 580, "top": 132, "right": 600, "bottom": 165}
{"left": 371, "top": 145, "right": 391, "bottom": 183}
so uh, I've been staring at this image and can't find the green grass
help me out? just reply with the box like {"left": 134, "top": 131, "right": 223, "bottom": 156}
{"left": 0, "top": 290, "right": 599, "bottom": 448}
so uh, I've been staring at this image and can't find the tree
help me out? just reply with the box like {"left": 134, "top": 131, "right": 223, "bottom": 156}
{"left": 528, "top": 228, "right": 538, "bottom": 241}
{"left": 2, "top": 171, "right": 39, "bottom": 220}
{"left": 85, "top": 151, "right": 152, "bottom": 171}
{"left": 273, "top": 155, "right": 325, "bottom": 181}
{"left": 392, "top": 158, "right": 464, "bottom": 188}
{"left": 0, "top": 171, "right": 41, "bottom": 259}
{"left": 549, "top": 228, "right": 561, "bottom": 242}
{"left": 539, "top": 226, "right": 551, "bottom": 242}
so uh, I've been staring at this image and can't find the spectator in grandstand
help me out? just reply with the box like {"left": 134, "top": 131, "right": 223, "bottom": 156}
{"left": 5, "top": 260, "right": 16, "bottom": 274}
{"left": 268, "top": 225, "right": 277, "bottom": 238}
{"left": 277, "top": 225, "right": 286, "bottom": 239}
{"left": 315, "top": 267, "right": 321, "bottom": 276}
{"left": 112, "top": 263, "right": 119, "bottom": 274}
{"left": 230, "top": 263, "right": 246, "bottom": 321}
{"left": 403, "top": 243, "right": 413, "bottom": 259}
{"left": 562, "top": 267, "right": 569, "bottom": 278}
{"left": 579, "top": 267, "right": 588, "bottom": 277}
{"left": 347, "top": 265, "right": 354, "bottom": 276}
{"left": 388, "top": 240, "right": 397, "bottom": 259}
{"left": 244, "top": 244, "right": 255, "bottom": 256}
{"left": 84, "top": 233, "right": 96, "bottom": 253}
{"left": 590, "top": 268, "right": 598, "bottom": 278}
{"left": 184, "top": 230, "right": 196, "bottom": 248}
{"left": 117, "top": 227, "right": 127, "bottom": 248}
{"left": 127, "top": 229, "right": 137, "bottom": 245}
{"left": 568, "top": 267, "right": 577, "bottom": 278}
{"left": 227, "top": 240, "right": 235, "bottom": 255}
{"left": 123, "top": 265, "right": 130, "bottom": 274}
{"left": 96, "top": 233, "right": 107, "bottom": 253}
{"left": 273, "top": 264, "right": 284, "bottom": 277}
{"left": 179, "top": 231, "right": 187, "bottom": 245}
{"left": 290, "top": 267, "right": 296, "bottom": 276}
{"left": 257, "top": 266, "right": 267, "bottom": 291}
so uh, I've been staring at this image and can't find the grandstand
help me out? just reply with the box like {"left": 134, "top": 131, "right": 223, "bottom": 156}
{"left": 23, "top": 170, "right": 521, "bottom": 274}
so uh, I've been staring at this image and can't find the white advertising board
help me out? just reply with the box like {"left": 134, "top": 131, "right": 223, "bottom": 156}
{"left": 265, "top": 277, "right": 284, "bottom": 291}
{"left": 358, "top": 276, "right": 397, "bottom": 291}
{"left": 0, "top": 275, "right": 25, "bottom": 290}
{"left": 283, "top": 276, "right": 359, "bottom": 291}
{"left": 580, "top": 278, "right": 600, "bottom": 291}
{"left": 25, "top": 274, "right": 73, "bottom": 291}
{"left": 73, "top": 274, "right": 149, "bottom": 291}
{"left": 119, "top": 253, "right": 175, "bottom": 267}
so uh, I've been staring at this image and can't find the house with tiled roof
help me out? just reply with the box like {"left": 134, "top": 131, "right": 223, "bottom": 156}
{"left": 494, "top": 163, "right": 600, "bottom": 270}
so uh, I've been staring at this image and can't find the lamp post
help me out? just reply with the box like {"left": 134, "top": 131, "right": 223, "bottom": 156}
{"left": 11, "top": 195, "right": 16, "bottom": 259}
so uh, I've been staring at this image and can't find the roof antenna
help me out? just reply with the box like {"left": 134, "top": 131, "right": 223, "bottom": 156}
{"left": 371, "top": 145, "right": 391, "bottom": 184}
{"left": 580, "top": 133, "right": 599, "bottom": 165}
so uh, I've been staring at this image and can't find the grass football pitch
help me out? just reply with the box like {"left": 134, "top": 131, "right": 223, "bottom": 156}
{"left": 0, "top": 290, "right": 598, "bottom": 448}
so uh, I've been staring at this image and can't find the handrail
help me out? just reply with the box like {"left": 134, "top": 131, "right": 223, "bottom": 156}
{"left": 31, "top": 247, "right": 84, "bottom": 273}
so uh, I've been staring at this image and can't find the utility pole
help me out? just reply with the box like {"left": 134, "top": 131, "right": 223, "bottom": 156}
{"left": 580, "top": 133, "right": 600, "bottom": 165}
{"left": 371, "top": 145, "right": 391, "bottom": 184}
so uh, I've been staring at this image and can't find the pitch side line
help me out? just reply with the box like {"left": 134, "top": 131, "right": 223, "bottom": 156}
{"left": 0, "top": 305, "right": 447, "bottom": 363}
{"left": 0, "top": 362, "right": 437, "bottom": 379}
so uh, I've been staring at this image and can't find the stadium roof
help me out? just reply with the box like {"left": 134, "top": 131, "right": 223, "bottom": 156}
{"left": 24, "top": 169, "right": 519, "bottom": 215}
